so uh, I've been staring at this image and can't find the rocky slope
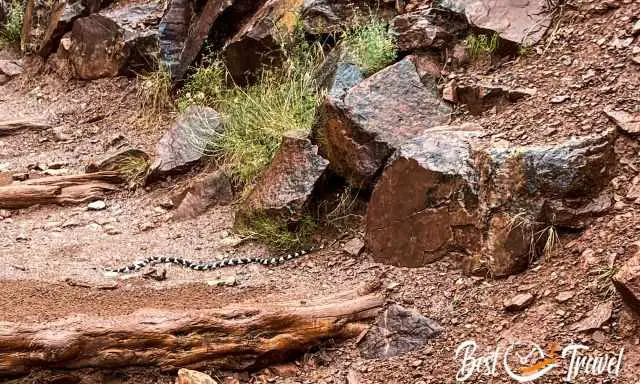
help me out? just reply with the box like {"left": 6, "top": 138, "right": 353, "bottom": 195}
{"left": 0, "top": 0, "right": 639, "bottom": 383}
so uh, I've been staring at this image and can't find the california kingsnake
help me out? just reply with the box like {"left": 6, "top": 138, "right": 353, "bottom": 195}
{"left": 106, "top": 244, "right": 324, "bottom": 273}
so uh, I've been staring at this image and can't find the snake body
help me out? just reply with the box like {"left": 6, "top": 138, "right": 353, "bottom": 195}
{"left": 106, "top": 244, "right": 324, "bottom": 273}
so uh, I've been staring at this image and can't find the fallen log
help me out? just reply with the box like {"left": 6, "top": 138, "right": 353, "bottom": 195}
{"left": 0, "top": 172, "right": 121, "bottom": 209}
{"left": 0, "top": 287, "right": 384, "bottom": 377}
{"left": 0, "top": 120, "right": 51, "bottom": 136}
{"left": 22, "top": 171, "right": 122, "bottom": 186}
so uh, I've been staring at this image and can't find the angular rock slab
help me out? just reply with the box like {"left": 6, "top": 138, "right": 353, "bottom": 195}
{"left": 158, "top": 0, "right": 194, "bottom": 76}
{"left": 150, "top": 106, "right": 222, "bottom": 177}
{"left": 365, "top": 130, "right": 482, "bottom": 267}
{"left": 437, "top": 0, "right": 553, "bottom": 46}
{"left": 99, "top": 1, "right": 164, "bottom": 73}
{"left": 170, "top": 0, "right": 238, "bottom": 81}
{"left": 0, "top": 60, "right": 23, "bottom": 77}
{"left": 222, "top": 0, "right": 302, "bottom": 84}
{"left": 301, "top": 0, "right": 396, "bottom": 35}
{"left": 21, "top": 0, "right": 93, "bottom": 55}
{"left": 67, "top": 14, "right": 128, "bottom": 79}
{"left": 613, "top": 253, "right": 640, "bottom": 317}
{"left": 172, "top": 170, "right": 233, "bottom": 220}
{"left": 390, "top": 7, "right": 468, "bottom": 51}
{"left": 235, "top": 132, "right": 329, "bottom": 227}
{"left": 366, "top": 129, "right": 616, "bottom": 276}
{"left": 54, "top": 1, "right": 164, "bottom": 79}
{"left": 176, "top": 368, "right": 218, "bottom": 384}
{"left": 313, "top": 44, "right": 365, "bottom": 100}
{"left": 359, "top": 305, "right": 442, "bottom": 359}
{"left": 605, "top": 109, "right": 640, "bottom": 135}
{"left": 315, "top": 56, "right": 451, "bottom": 188}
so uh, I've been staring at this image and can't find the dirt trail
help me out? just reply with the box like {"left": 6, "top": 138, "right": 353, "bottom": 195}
{"left": 1, "top": 0, "right": 640, "bottom": 382}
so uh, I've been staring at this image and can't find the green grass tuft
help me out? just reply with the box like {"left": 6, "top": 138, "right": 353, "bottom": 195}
{"left": 136, "top": 65, "right": 173, "bottom": 119}
{"left": 341, "top": 16, "right": 397, "bottom": 76}
{"left": 179, "top": 18, "right": 323, "bottom": 186}
{"left": 177, "top": 61, "right": 229, "bottom": 112}
{"left": 240, "top": 214, "right": 318, "bottom": 251}
{"left": 465, "top": 33, "right": 499, "bottom": 61}
{"left": 116, "top": 155, "right": 150, "bottom": 189}
{"left": 1, "top": 0, "right": 23, "bottom": 45}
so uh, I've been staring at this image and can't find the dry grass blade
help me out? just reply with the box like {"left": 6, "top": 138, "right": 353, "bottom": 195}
{"left": 136, "top": 66, "right": 173, "bottom": 124}
{"left": 594, "top": 265, "right": 618, "bottom": 298}
{"left": 115, "top": 155, "right": 150, "bottom": 188}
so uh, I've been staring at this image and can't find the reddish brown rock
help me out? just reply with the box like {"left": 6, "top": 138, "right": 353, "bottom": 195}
{"left": 150, "top": 106, "right": 222, "bottom": 177}
{"left": 176, "top": 368, "right": 218, "bottom": 384}
{"left": 54, "top": 2, "right": 164, "bottom": 79}
{"left": 390, "top": 7, "right": 467, "bottom": 51}
{"left": 605, "top": 108, "right": 640, "bottom": 134}
{"left": 236, "top": 132, "right": 329, "bottom": 227}
{"left": 0, "top": 59, "right": 23, "bottom": 77}
{"left": 66, "top": 14, "right": 127, "bottom": 79}
{"left": 315, "top": 56, "right": 451, "bottom": 188}
{"left": 365, "top": 128, "right": 616, "bottom": 276}
{"left": 99, "top": 1, "right": 164, "bottom": 74}
{"left": 365, "top": 130, "right": 481, "bottom": 267}
{"left": 359, "top": 305, "right": 441, "bottom": 359}
{"left": 503, "top": 293, "right": 534, "bottom": 311}
{"left": 440, "top": 0, "right": 553, "bottom": 46}
{"left": 301, "top": 0, "right": 396, "bottom": 35}
{"left": 613, "top": 253, "right": 640, "bottom": 317}
{"left": 172, "top": 171, "right": 233, "bottom": 220}
{"left": 570, "top": 302, "right": 613, "bottom": 332}
{"left": 222, "top": 0, "right": 302, "bottom": 84}
{"left": 171, "top": 0, "right": 235, "bottom": 81}
{"left": 445, "top": 81, "right": 537, "bottom": 114}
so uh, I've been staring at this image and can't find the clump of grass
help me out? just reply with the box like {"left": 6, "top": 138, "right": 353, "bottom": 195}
{"left": 180, "top": 17, "right": 323, "bottom": 186}
{"left": 594, "top": 265, "right": 618, "bottom": 298}
{"left": 177, "top": 61, "right": 229, "bottom": 112}
{"left": 536, "top": 224, "right": 560, "bottom": 260}
{"left": 341, "top": 16, "right": 397, "bottom": 75}
{"left": 116, "top": 155, "right": 150, "bottom": 188}
{"left": 240, "top": 214, "right": 318, "bottom": 251}
{"left": 1, "top": 0, "right": 23, "bottom": 45}
{"left": 210, "top": 69, "right": 319, "bottom": 185}
{"left": 518, "top": 46, "right": 531, "bottom": 57}
{"left": 465, "top": 32, "right": 499, "bottom": 61}
{"left": 136, "top": 65, "right": 173, "bottom": 119}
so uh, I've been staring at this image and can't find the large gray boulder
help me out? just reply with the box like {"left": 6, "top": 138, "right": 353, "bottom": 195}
{"left": 365, "top": 128, "right": 616, "bottom": 276}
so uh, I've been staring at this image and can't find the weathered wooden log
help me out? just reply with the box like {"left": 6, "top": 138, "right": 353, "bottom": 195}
{"left": 0, "top": 172, "right": 121, "bottom": 208}
{"left": 0, "top": 288, "right": 384, "bottom": 377}
{"left": 22, "top": 171, "right": 122, "bottom": 186}
{"left": 0, "top": 120, "right": 51, "bottom": 136}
